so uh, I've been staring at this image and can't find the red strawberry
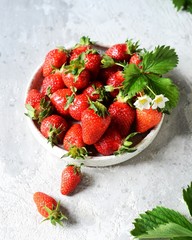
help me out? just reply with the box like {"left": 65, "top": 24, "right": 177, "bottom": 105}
{"left": 94, "top": 126, "right": 122, "bottom": 156}
{"left": 98, "top": 65, "right": 123, "bottom": 83}
{"left": 106, "top": 70, "right": 125, "bottom": 97}
{"left": 69, "top": 93, "right": 89, "bottom": 121}
{"left": 50, "top": 88, "right": 73, "bottom": 116}
{"left": 129, "top": 53, "right": 142, "bottom": 66}
{"left": 63, "top": 124, "right": 87, "bottom": 159}
{"left": 41, "top": 73, "right": 65, "bottom": 96}
{"left": 84, "top": 49, "right": 101, "bottom": 78}
{"left": 62, "top": 69, "right": 90, "bottom": 90}
{"left": 108, "top": 98, "right": 136, "bottom": 137}
{"left": 136, "top": 108, "right": 162, "bottom": 133}
{"left": 40, "top": 114, "right": 68, "bottom": 146}
{"left": 60, "top": 164, "right": 82, "bottom": 195}
{"left": 25, "top": 89, "right": 43, "bottom": 108}
{"left": 33, "top": 192, "right": 67, "bottom": 225}
{"left": 25, "top": 89, "right": 53, "bottom": 122}
{"left": 43, "top": 47, "right": 68, "bottom": 77}
{"left": 105, "top": 40, "right": 139, "bottom": 62}
{"left": 83, "top": 81, "right": 104, "bottom": 101}
{"left": 81, "top": 101, "right": 111, "bottom": 145}
{"left": 70, "top": 36, "right": 93, "bottom": 61}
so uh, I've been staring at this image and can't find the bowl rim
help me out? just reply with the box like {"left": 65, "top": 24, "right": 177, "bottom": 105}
{"left": 25, "top": 44, "right": 164, "bottom": 167}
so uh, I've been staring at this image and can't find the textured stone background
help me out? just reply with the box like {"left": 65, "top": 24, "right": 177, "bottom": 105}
{"left": 1, "top": 0, "right": 192, "bottom": 239}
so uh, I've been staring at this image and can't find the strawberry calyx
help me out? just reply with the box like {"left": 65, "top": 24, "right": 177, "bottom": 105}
{"left": 25, "top": 97, "right": 53, "bottom": 123}
{"left": 89, "top": 100, "right": 109, "bottom": 118}
{"left": 91, "top": 84, "right": 108, "bottom": 101}
{"left": 47, "top": 124, "right": 63, "bottom": 147}
{"left": 63, "top": 146, "right": 88, "bottom": 159}
{"left": 42, "top": 201, "right": 68, "bottom": 226}
{"left": 125, "top": 39, "right": 140, "bottom": 55}
{"left": 115, "top": 132, "right": 138, "bottom": 155}
{"left": 64, "top": 92, "right": 76, "bottom": 110}
{"left": 74, "top": 36, "right": 93, "bottom": 49}
{"left": 64, "top": 56, "right": 85, "bottom": 80}
{"left": 101, "top": 55, "right": 128, "bottom": 69}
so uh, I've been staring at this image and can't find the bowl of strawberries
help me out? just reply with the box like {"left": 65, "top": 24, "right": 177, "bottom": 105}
{"left": 25, "top": 36, "right": 179, "bottom": 167}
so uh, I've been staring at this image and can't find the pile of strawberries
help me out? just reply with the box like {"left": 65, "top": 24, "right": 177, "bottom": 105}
{"left": 25, "top": 36, "right": 162, "bottom": 159}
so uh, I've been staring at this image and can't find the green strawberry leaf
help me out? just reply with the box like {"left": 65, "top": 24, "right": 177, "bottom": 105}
{"left": 183, "top": 182, "right": 192, "bottom": 217}
{"left": 172, "top": 0, "right": 192, "bottom": 13}
{"left": 123, "top": 64, "right": 148, "bottom": 98}
{"left": 131, "top": 206, "right": 192, "bottom": 239}
{"left": 142, "top": 45, "right": 179, "bottom": 75}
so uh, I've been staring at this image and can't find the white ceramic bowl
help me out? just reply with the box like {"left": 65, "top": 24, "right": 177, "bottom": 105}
{"left": 25, "top": 45, "right": 164, "bottom": 167}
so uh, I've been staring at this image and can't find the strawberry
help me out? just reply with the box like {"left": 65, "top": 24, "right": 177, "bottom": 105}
{"left": 63, "top": 123, "right": 87, "bottom": 159}
{"left": 83, "top": 81, "right": 105, "bottom": 101}
{"left": 69, "top": 93, "right": 89, "bottom": 121}
{"left": 106, "top": 70, "right": 125, "bottom": 97}
{"left": 41, "top": 73, "right": 65, "bottom": 96}
{"left": 94, "top": 126, "right": 122, "bottom": 156}
{"left": 50, "top": 88, "right": 73, "bottom": 116}
{"left": 62, "top": 69, "right": 90, "bottom": 90}
{"left": 81, "top": 101, "right": 111, "bottom": 145}
{"left": 70, "top": 36, "right": 93, "bottom": 61}
{"left": 84, "top": 49, "right": 101, "bottom": 78}
{"left": 25, "top": 89, "right": 53, "bottom": 122}
{"left": 108, "top": 95, "right": 136, "bottom": 137}
{"left": 25, "top": 89, "right": 43, "bottom": 108}
{"left": 40, "top": 114, "right": 68, "bottom": 146}
{"left": 98, "top": 65, "right": 123, "bottom": 83}
{"left": 105, "top": 39, "right": 139, "bottom": 62}
{"left": 129, "top": 53, "right": 142, "bottom": 66}
{"left": 43, "top": 47, "right": 68, "bottom": 77}
{"left": 33, "top": 192, "right": 67, "bottom": 225}
{"left": 136, "top": 108, "right": 162, "bottom": 133}
{"left": 60, "top": 164, "right": 82, "bottom": 195}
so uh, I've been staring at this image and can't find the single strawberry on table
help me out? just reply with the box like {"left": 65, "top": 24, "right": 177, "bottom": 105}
{"left": 63, "top": 123, "right": 87, "bottom": 159}
{"left": 41, "top": 73, "right": 65, "bottom": 96}
{"left": 43, "top": 47, "right": 68, "bottom": 77}
{"left": 33, "top": 192, "right": 67, "bottom": 225}
{"left": 60, "top": 164, "right": 82, "bottom": 195}
{"left": 136, "top": 108, "right": 162, "bottom": 133}
{"left": 40, "top": 114, "right": 68, "bottom": 146}
{"left": 81, "top": 101, "right": 111, "bottom": 145}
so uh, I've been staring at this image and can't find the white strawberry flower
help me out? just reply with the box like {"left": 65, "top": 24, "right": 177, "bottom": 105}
{"left": 134, "top": 95, "right": 152, "bottom": 110}
{"left": 152, "top": 94, "right": 169, "bottom": 109}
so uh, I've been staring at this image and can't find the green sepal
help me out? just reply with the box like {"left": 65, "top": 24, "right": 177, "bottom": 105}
{"left": 25, "top": 104, "right": 38, "bottom": 120}
{"left": 62, "top": 146, "right": 88, "bottom": 159}
{"left": 101, "top": 55, "right": 116, "bottom": 68}
{"left": 114, "top": 132, "right": 138, "bottom": 155}
{"left": 41, "top": 201, "right": 68, "bottom": 226}
{"left": 64, "top": 93, "right": 75, "bottom": 110}
{"left": 38, "top": 97, "right": 54, "bottom": 123}
{"left": 125, "top": 39, "right": 140, "bottom": 55}
{"left": 89, "top": 100, "right": 109, "bottom": 118}
{"left": 47, "top": 124, "right": 63, "bottom": 147}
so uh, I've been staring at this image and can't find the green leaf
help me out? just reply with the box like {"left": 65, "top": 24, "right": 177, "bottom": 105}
{"left": 123, "top": 64, "right": 148, "bottom": 98}
{"left": 183, "top": 182, "right": 192, "bottom": 217}
{"left": 173, "top": 0, "right": 186, "bottom": 10}
{"left": 101, "top": 55, "right": 115, "bottom": 68}
{"left": 136, "top": 222, "right": 192, "bottom": 239}
{"left": 131, "top": 206, "right": 192, "bottom": 238}
{"left": 172, "top": 0, "right": 192, "bottom": 13}
{"left": 147, "top": 75, "right": 179, "bottom": 112}
{"left": 142, "top": 45, "right": 179, "bottom": 75}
